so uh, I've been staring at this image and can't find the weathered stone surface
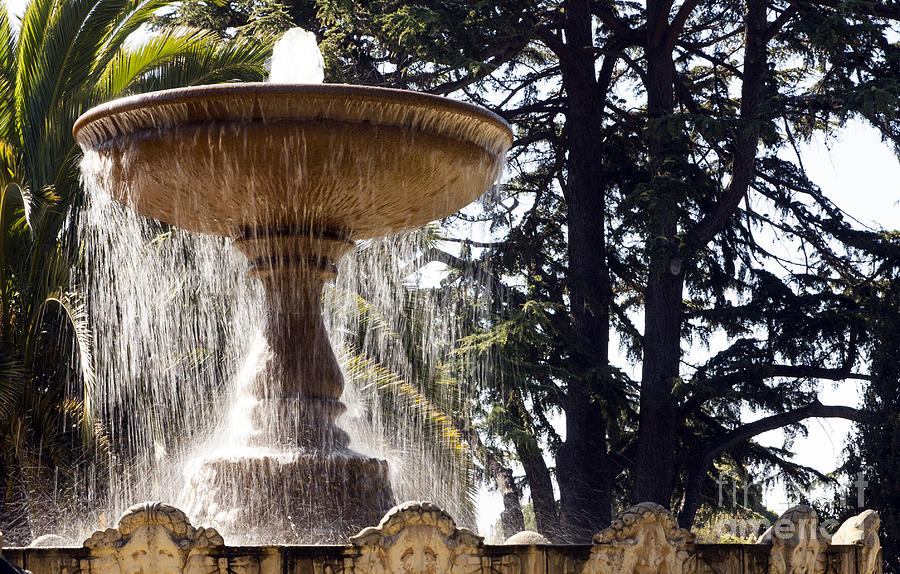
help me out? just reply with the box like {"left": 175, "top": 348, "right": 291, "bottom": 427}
{"left": 503, "top": 532, "right": 549, "bottom": 545}
{"left": 81, "top": 502, "right": 225, "bottom": 574}
{"left": 744, "top": 544, "right": 770, "bottom": 574}
{"left": 757, "top": 506, "right": 829, "bottom": 574}
{"left": 585, "top": 502, "right": 695, "bottom": 574}
{"left": 0, "top": 502, "right": 883, "bottom": 574}
{"left": 691, "top": 544, "right": 743, "bottom": 574}
{"left": 822, "top": 547, "right": 851, "bottom": 574}
{"left": 350, "top": 502, "right": 483, "bottom": 574}
{"left": 832, "top": 510, "right": 881, "bottom": 574}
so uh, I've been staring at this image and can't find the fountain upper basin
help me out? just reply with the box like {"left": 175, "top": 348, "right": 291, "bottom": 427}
{"left": 74, "top": 83, "right": 512, "bottom": 239}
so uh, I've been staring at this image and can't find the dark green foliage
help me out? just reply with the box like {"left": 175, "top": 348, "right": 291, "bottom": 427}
{"left": 839, "top": 275, "right": 900, "bottom": 573}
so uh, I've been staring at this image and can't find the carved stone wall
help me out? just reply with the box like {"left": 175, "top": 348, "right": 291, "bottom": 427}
{"left": 350, "top": 501, "right": 484, "bottom": 574}
{"left": 0, "top": 502, "right": 882, "bottom": 574}
{"left": 831, "top": 510, "right": 881, "bottom": 574}
{"left": 585, "top": 502, "right": 695, "bottom": 574}
{"left": 82, "top": 502, "right": 227, "bottom": 574}
{"left": 757, "top": 506, "right": 830, "bottom": 574}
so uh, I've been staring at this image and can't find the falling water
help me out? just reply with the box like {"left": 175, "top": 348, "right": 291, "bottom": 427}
{"left": 59, "top": 28, "right": 494, "bottom": 544}
{"left": 74, "top": 189, "right": 264, "bottom": 535}
{"left": 73, "top": 194, "right": 485, "bottom": 542}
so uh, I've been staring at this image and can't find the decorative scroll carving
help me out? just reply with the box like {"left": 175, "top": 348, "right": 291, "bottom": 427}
{"left": 585, "top": 502, "right": 695, "bottom": 574}
{"left": 832, "top": 510, "right": 880, "bottom": 574}
{"left": 757, "top": 506, "right": 828, "bottom": 574}
{"left": 350, "top": 502, "right": 484, "bottom": 574}
{"left": 0, "top": 504, "right": 883, "bottom": 574}
{"left": 81, "top": 502, "right": 260, "bottom": 574}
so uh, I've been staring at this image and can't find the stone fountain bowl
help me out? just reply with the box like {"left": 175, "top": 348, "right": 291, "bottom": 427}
{"left": 74, "top": 83, "right": 513, "bottom": 239}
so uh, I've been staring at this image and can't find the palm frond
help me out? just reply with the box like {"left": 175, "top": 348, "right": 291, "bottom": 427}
{"left": 14, "top": 0, "right": 55, "bottom": 157}
{"left": 342, "top": 352, "right": 471, "bottom": 457}
{"left": 0, "top": 2, "right": 17, "bottom": 142}
{"left": 0, "top": 140, "right": 21, "bottom": 182}
{"left": 1, "top": 181, "right": 31, "bottom": 236}
{"left": 0, "top": 348, "right": 25, "bottom": 418}
{"left": 98, "top": 27, "right": 269, "bottom": 96}
{"left": 32, "top": 290, "right": 96, "bottom": 439}
{"left": 91, "top": 0, "right": 194, "bottom": 83}
{"left": 124, "top": 29, "right": 270, "bottom": 91}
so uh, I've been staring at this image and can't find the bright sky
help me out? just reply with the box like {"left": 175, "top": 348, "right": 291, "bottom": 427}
{"left": 7, "top": 0, "right": 898, "bottom": 537}
{"left": 5, "top": 0, "right": 23, "bottom": 20}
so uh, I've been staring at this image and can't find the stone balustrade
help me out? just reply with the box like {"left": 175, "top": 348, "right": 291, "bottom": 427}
{"left": 0, "top": 501, "right": 881, "bottom": 574}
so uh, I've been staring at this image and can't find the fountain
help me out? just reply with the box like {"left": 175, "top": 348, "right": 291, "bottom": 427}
{"left": 0, "top": 28, "right": 886, "bottom": 574}
{"left": 73, "top": 34, "right": 512, "bottom": 541}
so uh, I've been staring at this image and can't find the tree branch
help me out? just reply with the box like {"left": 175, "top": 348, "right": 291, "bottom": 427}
{"left": 428, "top": 37, "right": 530, "bottom": 95}
{"left": 764, "top": 364, "right": 872, "bottom": 381}
{"left": 678, "top": 400, "right": 869, "bottom": 527}
{"left": 675, "top": 41, "right": 743, "bottom": 78}
{"left": 765, "top": 5, "right": 798, "bottom": 42}
{"left": 683, "top": 0, "right": 768, "bottom": 253}
{"left": 404, "top": 247, "right": 501, "bottom": 295}
{"left": 666, "top": 0, "right": 702, "bottom": 50}
{"left": 708, "top": 401, "right": 867, "bottom": 461}
{"left": 438, "top": 237, "right": 508, "bottom": 249}
{"left": 591, "top": 3, "right": 634, "bottom": 37}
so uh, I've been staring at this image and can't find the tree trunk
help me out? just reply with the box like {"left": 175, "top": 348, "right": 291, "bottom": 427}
{"left": 632, "top": 0, "right": 683, "bottom": 506}
{"left": 493, "top": 465, "right": 526, "bottom": 538}
{"left": 671, "top": 0, "right": 769, "bottom": 514}
{"left": 515, "top": 436, "right": 560, "bottom": 540}
{"left": 508, "top": 395, "right": 561, "bottom": 540}
{"left": 465, "top": 428, "right": 526, "bottom": 539}
{"left": 678, "top": 450, "right": 707, "bottom": 528}
{"left": 554, "top": 0, "right": 613, "bottom": 542}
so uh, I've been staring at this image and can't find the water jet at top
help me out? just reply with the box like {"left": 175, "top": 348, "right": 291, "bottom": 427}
{"left": 74, "top": 29, "right": 512, "bottom": 542}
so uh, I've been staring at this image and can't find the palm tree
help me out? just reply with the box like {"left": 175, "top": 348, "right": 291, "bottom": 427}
{"left": 0, "top": 0, "right": 269, "bottom": 542}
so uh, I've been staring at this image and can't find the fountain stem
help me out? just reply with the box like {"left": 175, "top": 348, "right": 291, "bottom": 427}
{"left": 233, "top": 230, "right": 354, "bottom": 451}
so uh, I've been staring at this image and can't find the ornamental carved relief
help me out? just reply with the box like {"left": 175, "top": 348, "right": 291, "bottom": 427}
{"left": 757, "top": 506, "right": 828, "bottom": 574}
{"left": 832, "top": 510, "right": 881, "bottom": 574}
{"left": 350, "top": 502, "right": 484, "bottom": 574}
{"left": 80, "top": 502, "right": 259, "bottom": 574}
{"left": 584, "top": 502, "right": 696, "bottom": 574}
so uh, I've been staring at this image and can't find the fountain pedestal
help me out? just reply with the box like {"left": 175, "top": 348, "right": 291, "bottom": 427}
{"left": 184, "top": 231, "right": 395, "bottom": 541}
{"left": 185, "top": 451, "right": 393, "bottom": 542}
